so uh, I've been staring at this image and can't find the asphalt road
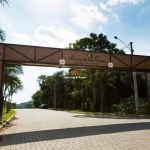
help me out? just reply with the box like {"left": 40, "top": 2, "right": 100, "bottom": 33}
{"left": 0, "top": 109, "right": 150, "bottom": 150}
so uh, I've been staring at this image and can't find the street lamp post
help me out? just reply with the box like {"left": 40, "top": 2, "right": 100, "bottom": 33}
{"left": 114, "top": 36, "right": 140, "bottom": 115}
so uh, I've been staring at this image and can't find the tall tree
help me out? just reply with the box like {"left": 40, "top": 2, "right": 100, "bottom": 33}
{"left": 32, "top": 90, "right": 43, "bottom": 108}
{"left": 0, "top": 65, "right": 23, "bottom": 120}
{"left": 4, "top": 65, "right": 23, "bottom": 113}
{"left": 0, "top": 1, "right": 7, "bottom": 121}
{"left": 33, "top": 71, "right": 67, "bottom": 108}
{"left": 95, "top": 70, "right": 116, "bottom": 112}
{"left": 69, "top": 33, "right": 124, "bottom": 111}
{"left": 69, "top": 33, "right": 124, "bottom": 53}
{"left": 69, "top": 88, "right": 79, "bottom": 110}
{"left": 6, "top": 76, "right": 23, "bottom": 112}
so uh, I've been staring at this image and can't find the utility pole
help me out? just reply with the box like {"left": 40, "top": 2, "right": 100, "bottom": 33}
{"left": 114, "top": 36, "right": 140, "bottom": 115}
{"left": 54, "top": 84, "right": 56, "bottom": 110}
{"left": 130, "top": 42, "right": 140, "bottom": 115}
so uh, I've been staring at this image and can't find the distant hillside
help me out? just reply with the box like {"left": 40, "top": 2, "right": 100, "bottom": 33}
{"left": 17, "top": 100, "right": 33, "bottom": 108}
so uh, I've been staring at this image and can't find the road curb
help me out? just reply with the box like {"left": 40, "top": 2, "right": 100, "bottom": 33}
{"left": 0, "top": 111, "right": 16, "bottom": 130}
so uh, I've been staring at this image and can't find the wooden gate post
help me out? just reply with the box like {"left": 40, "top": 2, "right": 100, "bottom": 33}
{"left": 0, "top": 60, "right": 4, "bottom": 122}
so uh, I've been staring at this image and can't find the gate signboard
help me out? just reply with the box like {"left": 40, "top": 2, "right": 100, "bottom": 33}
{"left": 63, "top": 50, "right": 109, "bottom": 69}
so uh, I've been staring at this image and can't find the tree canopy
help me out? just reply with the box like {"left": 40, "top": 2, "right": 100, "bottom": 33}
{"left": 69, "top": 33, "right": 125, "bottom": 54}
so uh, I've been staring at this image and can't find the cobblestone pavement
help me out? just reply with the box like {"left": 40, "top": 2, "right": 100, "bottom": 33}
{"left": 0, "top": 109, "right": 150, "bottom": 150}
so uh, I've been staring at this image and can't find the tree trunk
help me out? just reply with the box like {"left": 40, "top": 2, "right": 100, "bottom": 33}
{"left": 6, "top": 101, "right": 9, "bottom": 113}
{"left": 82, "top": 95, "right": 84, "bottom": 112}
{"left": 64, "top": 101, "right": 65, "bottom": 110}
{"left": 0, "top": 88, "right": 4, "bottom": 121}
{"left": 8, "top": 102, "right": 11, "bottom": 112}
{"left": 7, "top": 95, "right": 12, "bottom": 112}
{"left": 3, "top": 98, "right": 6, "bottom": 109}
{"left": 7, "top": 95, "right": 11, "bottom": 112}
{"left": 73, "top": 98, "right": 74, "bottom": 110}
{"left": 8, "top": 102, "right": 10, "bottom": 112}
{"left": 91, "top": 70, "right": 96, "bottom": 110}
{"left": 93, "top": 87, "right": 96, "bottom": 108}
{"left": 101, "top": 93, "right": 103, "bottom": 112}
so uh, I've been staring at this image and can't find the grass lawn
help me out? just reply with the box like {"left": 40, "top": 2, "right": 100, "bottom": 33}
{"left": 2, "top": 109, "right": 16, "bottom": 122}
{"left": 67, "top": 110, "right": 118, "bottom": 115}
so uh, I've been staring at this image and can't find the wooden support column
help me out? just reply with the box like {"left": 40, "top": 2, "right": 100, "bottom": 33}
{"left": 0, "top": 44, "right": 4, "bottom": 121}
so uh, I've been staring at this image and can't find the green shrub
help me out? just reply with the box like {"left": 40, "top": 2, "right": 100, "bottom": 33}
{"left": 111, "top": 95, "right": 149, "bottom": 115}
{"left": 140, "top": 101, "right": 149, "bottom": 115}
{"left": 119, "top": 95, "right": 136, "bottom": 114}
{"left": 111, "top": 104, "right": 119, "bottom": 112}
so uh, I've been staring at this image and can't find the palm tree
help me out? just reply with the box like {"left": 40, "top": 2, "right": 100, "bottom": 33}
{"left": 4, "top": 65, "right": 24, "bottom": 112}
{"left": 5, "top": 64, "right": 23, "bottom": 77}
{"left": 0, "top": 28, "right": 6, "bottom": 42}
{"left": 6, "top": 76, "right": 23, "bottom": 112}
{"left": 0, "top": 0, "right": 9, "bottom": 121}
{"left": 0, "top": 65, "right": 23, "bottom": 120}
{"left": 4, "top": 65, "right": 23, "bottom": 92}
{"left": 0, "top": 0, "right": 8, "bottom": 6}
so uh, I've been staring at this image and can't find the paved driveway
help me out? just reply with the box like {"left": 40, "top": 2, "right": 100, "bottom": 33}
{"left": 0, "top": 109, "right": 150, "bottom": 150}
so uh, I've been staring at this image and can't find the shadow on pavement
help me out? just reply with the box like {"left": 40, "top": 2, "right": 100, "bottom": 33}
{"left": 0, "top": 122, "right": 150, "bottom": 146}
{"left": 72, "top": 114, "right": 150, "bottom": 119}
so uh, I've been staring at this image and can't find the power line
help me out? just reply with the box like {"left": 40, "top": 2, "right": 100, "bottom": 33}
{"left": 120, "top": 42, "right": 150, "bottom": 54}
{"left": 134, "top": 49, "right": 150, "bottom": 53}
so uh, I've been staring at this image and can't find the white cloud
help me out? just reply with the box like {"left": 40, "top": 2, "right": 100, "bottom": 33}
{"left": 34, "top": 25, "right": 81, "bottom": 48}
{"left": 112, "top": 13, "right": 120, "bottom": 22}
{"left": 107, "top": 0, "right": 145, "bottom": 6}
{"left": 7, "top": 25, "right": 81, "bottom": 48}
{"left": 99, "top": 0, "right": 145, "bottom": 23}
{"left": 0, "top": 15, "right": 6, "bottom": 21}
{"left": 98, "top": 26, "right": 103, "bottom": 32}
{"left": 30, "top": 0, "right": 69, "bottom": 10}
{"left": 38, "top": 0, "right": 61, "bottom": 7}
{"left": 9, "top": 32, "right": 35, "bottom": 45}
{"left": 100, "top": 3, "right": 111, "bottom": 12}
{"left": 70, "top": 4, "right": 108, "bottom": 28}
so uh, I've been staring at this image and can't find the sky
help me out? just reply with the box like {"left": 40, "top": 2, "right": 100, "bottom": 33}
{"left": 0, "top": 0, "right": 150, "bottom": 104}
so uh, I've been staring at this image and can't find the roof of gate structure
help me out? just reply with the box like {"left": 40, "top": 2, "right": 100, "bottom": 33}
{"left": 0, "top": 43, "right": 150, "bottom": 72}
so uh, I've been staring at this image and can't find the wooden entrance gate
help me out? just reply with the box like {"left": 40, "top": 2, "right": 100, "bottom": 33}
{"left": 1, "top": 43, "right": 150, "bottom": 117}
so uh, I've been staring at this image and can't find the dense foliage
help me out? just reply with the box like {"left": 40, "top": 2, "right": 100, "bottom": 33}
{"left": 111, "top": 96, "right": 149, "bottom": 114}
{"left": 32, "top": 69, "right": 147, "bottom": 114}
{"left": 32, "top": 33, "right": 148, "bottom": 114}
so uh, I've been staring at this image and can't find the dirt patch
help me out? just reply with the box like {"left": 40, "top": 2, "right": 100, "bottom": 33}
{"left": 0, "top": 117, "right": 17, "bottom": 132}
{"left": 0, "top": 122, "right": 16, "bottom": 132}
{"left": 13, "top": 117, "right": 17, "bottom": 120}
